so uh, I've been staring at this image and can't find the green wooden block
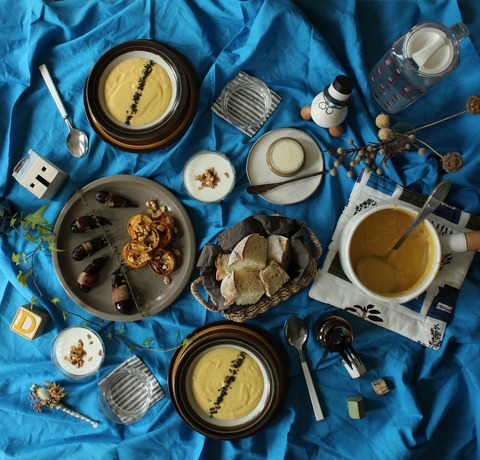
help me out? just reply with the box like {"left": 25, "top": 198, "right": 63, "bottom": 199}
{"left": 347, "top": 395, "right": 366, "bottom": 419}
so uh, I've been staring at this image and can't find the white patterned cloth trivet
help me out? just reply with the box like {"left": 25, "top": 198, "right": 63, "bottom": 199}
{"left": 309, "top": 169, "right": 478, "bottom": 349}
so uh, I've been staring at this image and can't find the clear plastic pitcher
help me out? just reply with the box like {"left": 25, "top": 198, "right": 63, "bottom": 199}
{"left": 368, "top": 22, "right": 469, "bottom": 114}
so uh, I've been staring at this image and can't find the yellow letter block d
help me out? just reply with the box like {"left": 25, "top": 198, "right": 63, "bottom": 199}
{"left": 10, "top": 305, "right": 50, "bottom": 340}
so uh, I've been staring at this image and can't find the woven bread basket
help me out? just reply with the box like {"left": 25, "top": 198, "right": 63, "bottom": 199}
{"left": 190, "top": 223, "right": 322, "bottom": 322}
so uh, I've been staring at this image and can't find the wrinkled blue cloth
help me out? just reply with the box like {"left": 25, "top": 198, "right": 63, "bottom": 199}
{"left": 1, "top": 1, "right": 479, "bottom": 459}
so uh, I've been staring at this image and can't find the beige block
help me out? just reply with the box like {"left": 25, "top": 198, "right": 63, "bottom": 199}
{"left": 10, "top": 305, "right": 50, "bottom": 340}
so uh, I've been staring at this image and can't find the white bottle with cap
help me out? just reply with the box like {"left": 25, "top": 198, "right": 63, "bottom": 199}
{"left": 300, "top": 75, "right": 355, "bottom": 136}
{"left": 309, "top": 75, "right": 355, "bottom": 128}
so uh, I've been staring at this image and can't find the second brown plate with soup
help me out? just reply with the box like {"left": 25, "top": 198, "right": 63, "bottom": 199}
{"left": 84, "top": 39, "right": 198, "bottom": 152}
{"left": 169, "top": 322, "right": 287, "bottom": 440}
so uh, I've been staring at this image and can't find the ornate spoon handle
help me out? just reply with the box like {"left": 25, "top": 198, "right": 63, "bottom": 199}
{"left": 56, "top": 403, "right": 98, "bottom": 428}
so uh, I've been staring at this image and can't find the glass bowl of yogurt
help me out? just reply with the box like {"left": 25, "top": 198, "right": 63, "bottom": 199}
{"left": 51, "top": 326, "right": 105, "bottom": 380}
{"left": 183, "top": 150, "right": 236, "bottom": 203}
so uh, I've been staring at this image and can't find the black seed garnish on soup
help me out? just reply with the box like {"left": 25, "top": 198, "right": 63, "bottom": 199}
{"left": 124, "top": 59, "right": 155, "bottom": 125}
{"left": 208, "top": 351, "right": 247, "bottom": 417}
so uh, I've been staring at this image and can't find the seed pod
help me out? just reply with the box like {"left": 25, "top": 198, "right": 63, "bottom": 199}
{"left": 111, "top": 267, "right": 136, "bottom": 314}
{"left": 77, "top": 257, "right": 109, "bottom": 292}
{"left": 95, "top": 191, "right": 137, "bottom": 208}
{"left": 72, "top": 237, "right": 108, "bottom": 261}
{"left": 70, "top": 215, "right": 111, "bottom": 233}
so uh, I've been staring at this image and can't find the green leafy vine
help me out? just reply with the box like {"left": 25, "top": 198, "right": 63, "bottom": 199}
{"left": 3, "top": 204, "right": 189, "bottom": 353}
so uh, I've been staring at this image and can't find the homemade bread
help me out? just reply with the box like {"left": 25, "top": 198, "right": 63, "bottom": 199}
{"left": 267, "top": 234, "right": 291, "bottom": 269}
{"left": 215, "top": 253, "right": 232, "bottom": 281}
{"left": 220, "top": 270, "right": 265, "bottom": 306}
{"left": 228, "top": 233, "right": 267, "bottom": 271}
{"left": 220, "top": 272, "right": 239, "bottom": 306}
{"left": 259, "top": 260, "right": 290, "bottom": 297}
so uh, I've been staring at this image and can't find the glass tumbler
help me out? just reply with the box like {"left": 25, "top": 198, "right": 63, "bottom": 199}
{"left": 98, "top": 368, "right": 152, "bottom": 424}
{"left": 220, "top": 76, "right": 272, "bottom": 130}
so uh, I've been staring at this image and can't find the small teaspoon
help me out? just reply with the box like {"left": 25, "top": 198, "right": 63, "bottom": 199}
{"left": 39, "top": 64, "right": 89, "bottom": 158}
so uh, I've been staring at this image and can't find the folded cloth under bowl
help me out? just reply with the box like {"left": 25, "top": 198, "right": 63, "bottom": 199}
{"left": 309, "top": 169, "right": 479, "bottom": 349}
{"left": 98, "top": 355, "right": 165, "bottom": 424}
{"left": 212, "top": 71, "right": 281, "bottom": 137}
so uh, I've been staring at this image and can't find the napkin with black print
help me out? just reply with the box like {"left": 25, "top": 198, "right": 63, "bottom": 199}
{"left": 309, "top": 169, "right": 479, "bottom": 349}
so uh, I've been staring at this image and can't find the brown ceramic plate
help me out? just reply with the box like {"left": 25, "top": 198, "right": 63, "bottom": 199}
{"left": 52, "top": 175, "right": 196, "bottom": 321}
{"left": 84, "top": 39, "right": 198, "bottom": 152}
{"left": 168, "top": 322, "right": 287, "bottom": 440}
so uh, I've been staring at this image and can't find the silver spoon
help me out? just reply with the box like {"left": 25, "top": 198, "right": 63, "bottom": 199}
{"left": 387, "top": 180, "right": 450, "bottom": 257}
{"left": 246, "top": 170, "right": 329, "bottom": 195}
{"left": 284, "top": 316, "right": 324, "bottom": 421}
{"left": 356, "top": 180, "right": 451, "bottom": 292}
{"left": 39, "top": 64, "right": 89, "bottom": 158}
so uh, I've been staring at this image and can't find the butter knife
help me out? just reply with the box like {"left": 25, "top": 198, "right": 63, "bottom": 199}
{"left": 246, "top": 170, "right": 328, "bottom": 195}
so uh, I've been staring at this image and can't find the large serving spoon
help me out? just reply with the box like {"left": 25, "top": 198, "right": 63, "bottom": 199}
{"left": 356, "top": 180, "right": 451, "bottom": 292}
{"left": 284, "top": 316, "right": 324, "bottom": 421}
{"left": 39, "top": 64, "right": 89, "bottom": 158}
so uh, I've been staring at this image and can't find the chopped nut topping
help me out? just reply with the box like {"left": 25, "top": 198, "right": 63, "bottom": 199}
{"left": 64, "top": 339, "right": 87, "bottom": 368}
{"left": 146, "top": 198, "right": 167, "bottom": 218}
{"left": 195, "top": 167, "right": 220, "bottom": 189}
{"left": 163, "top": 276, "right": 171, "bottom": 284}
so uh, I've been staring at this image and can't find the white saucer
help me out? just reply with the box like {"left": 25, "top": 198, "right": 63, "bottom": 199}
{"left": 246, "top": 128, "right": 324, "bottom": 205}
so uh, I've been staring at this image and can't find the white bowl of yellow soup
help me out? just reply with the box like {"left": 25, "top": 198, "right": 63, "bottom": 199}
{"left": 339, "top": 204, "right": 442, "bottom": 304}
{"left": 168, "top": 322, "right": 287, "bottom": 440}
{"left": 98, "top": 51, "right": 179, "bottom": 130}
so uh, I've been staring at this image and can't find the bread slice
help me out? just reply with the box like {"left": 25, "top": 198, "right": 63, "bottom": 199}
{"left": 228, "top": 233, "right": 267, "bottom": 271}
{"left": 259, "top": 261, "right": 290, "bottom": 297}
{"left": 220, "top": 272, "right": 239, "bottom": 306}
{"left": 215, "top": 253, "right": 232, "bottom": 281}
{"left": 233, "top": 270, "right": 265, "bottom": 305}
{"left": 267, "top": 235, "right": 291, "bottom": 270}
{"left": 220, "top": 270, "right": 265, "bottom": 306}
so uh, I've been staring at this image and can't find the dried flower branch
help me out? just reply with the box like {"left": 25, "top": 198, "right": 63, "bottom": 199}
{"left": 30, "top": 381, "right": 67, "bottom": 411}
{"left": 327, "top": 94, "right": 480, "bottom": 178}
{"left": 30, "top": 382, "right": 97, "bottom": 428}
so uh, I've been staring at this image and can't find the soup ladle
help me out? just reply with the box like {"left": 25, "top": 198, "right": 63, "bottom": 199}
{"left": 284, "top": 316, "right": 324, "bottom": 421}
{"left": 355, "top": 180, "right": 450, "bottom": 293}
{"left": 39, "top": 64, "right": 89, "bottom": 158}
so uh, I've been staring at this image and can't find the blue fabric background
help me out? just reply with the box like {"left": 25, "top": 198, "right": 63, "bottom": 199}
{"left": 1, "top": 1, "right": 479, "bottom": 459}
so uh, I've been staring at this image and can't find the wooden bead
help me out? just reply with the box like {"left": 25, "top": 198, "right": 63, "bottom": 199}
{"left": 328, "top": 125, "right": 344, "bottom": 137}
{"left": 300, "top": 105, "right": 312, "bottom": 120}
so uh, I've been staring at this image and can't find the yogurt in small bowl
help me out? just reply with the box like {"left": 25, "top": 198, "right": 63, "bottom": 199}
{"left": 51, "top": 326, "right": 105, "bottom": 380}
{"left": 183, "top": 151, "right": 236, "bottom": 203}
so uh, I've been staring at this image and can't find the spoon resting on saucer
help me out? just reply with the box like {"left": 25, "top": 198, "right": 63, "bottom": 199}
{"left": 39, "top": 64, "right": 89, "bottom": 158}
{"left": 246, "top": 170, "right": 328, "bottom": 194}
